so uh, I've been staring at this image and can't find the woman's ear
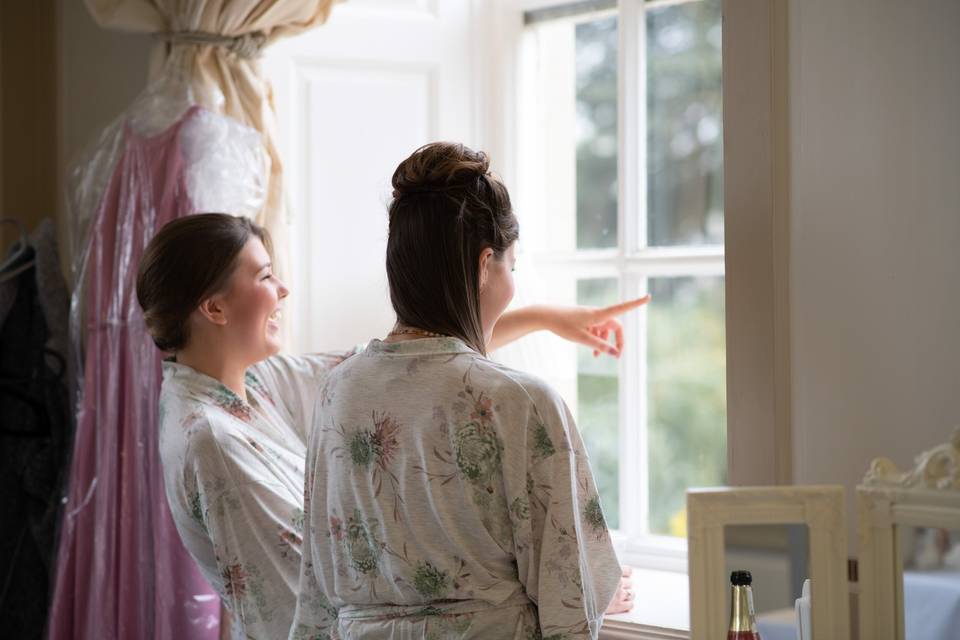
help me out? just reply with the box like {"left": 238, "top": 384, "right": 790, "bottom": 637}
{"left": 478, "top": 247, "right": 494, "bottom": 293}
{"left": 197, "top": 295, "right": 228, "bottom": 326}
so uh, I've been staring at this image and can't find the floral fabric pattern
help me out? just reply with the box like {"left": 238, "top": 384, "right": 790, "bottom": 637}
{"left": 159, "top": 352, "right": 353, "bottom": 640}
{"left": 291, "top": 338, "right": 621, "bottom": 639}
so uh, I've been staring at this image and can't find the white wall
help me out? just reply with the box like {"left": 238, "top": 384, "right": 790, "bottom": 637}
{"left": 788, "top": 0, "right": 960, "bottom": 548}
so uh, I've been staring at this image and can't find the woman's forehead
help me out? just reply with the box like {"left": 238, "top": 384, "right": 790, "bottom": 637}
{"left": 239, "top": 237, "right": 270, "bottom": 268}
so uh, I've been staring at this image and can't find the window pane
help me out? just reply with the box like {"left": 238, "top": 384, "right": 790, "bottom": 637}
{"left": 577, "top": 277, "right": 620, "bottom": 528}
{"left": 646, "top": 0, "right": 724, "bottom": 247}
{"left": 576, "top": 16, "right": 619, "bottom": 249}
{"left": 647, "top": 276, "right": 726, "bottom": 536}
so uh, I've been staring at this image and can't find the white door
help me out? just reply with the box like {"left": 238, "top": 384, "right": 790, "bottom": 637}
{"left": 263, "top": 0, "right": 490, "bottom": 353}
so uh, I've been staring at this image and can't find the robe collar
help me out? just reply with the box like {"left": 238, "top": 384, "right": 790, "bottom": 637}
{"left": 363, "top": 336, "right": 478, "bottom": 358}
{"left": 162, "top": 359, "right": 277, "bottom": 423}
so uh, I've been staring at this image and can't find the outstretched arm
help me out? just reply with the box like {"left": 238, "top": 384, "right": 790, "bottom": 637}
{"left": 488, "top": 296, "right": 651, "bottom": 356}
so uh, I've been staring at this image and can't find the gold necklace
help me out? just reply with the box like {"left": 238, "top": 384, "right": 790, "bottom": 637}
{"left": 387, "top": 325, "right": 447, "bottom": 339}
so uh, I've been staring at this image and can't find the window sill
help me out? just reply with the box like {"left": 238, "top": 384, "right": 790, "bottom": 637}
{"left": 600, "top": 567, "right": 690, "bottom": 640}
{"left": 601, "top": 620, "right": 688, "bottom": 640}
{"left": 614, "top": 532, "right": 688, "bottom": 574}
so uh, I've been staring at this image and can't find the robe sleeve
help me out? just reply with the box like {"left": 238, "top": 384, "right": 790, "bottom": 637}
{"left": 183, "top": 415, "right": 307, "bottom": 639}
{"left": 251, "top": 350, "right": 356, "bottom": 441}
{"left": 508, "top": 385, "right": 622, "bottom": 639}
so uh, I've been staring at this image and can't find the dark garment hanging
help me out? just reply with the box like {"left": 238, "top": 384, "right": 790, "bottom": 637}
{"left": 0, "top": 218, "right": 71, "bottom": 639}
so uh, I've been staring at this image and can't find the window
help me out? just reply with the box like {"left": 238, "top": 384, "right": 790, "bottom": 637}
{"left": 514, "top": 0, "right": 726, "bottom": 568}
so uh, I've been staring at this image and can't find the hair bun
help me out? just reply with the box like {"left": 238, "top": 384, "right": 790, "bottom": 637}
{"left": 391, "top": 142, "right": 491, "bottom": 199}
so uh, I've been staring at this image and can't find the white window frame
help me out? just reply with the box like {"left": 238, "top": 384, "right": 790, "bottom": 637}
{"left": 498, "top": 2, "right": 791, "bottom": 637}
{"left": 512, "top": 0, "right": 728, "bottom": 573}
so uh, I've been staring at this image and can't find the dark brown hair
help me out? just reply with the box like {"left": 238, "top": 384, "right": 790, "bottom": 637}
{"left": 136, "top": 213, "right": 271, "bottom": 352}
{"left": 386, "top": 142, "right": 519, "bottom": 355}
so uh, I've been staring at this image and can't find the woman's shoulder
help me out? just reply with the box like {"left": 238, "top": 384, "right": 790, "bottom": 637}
{"left": 158, "top": 391, "right": 247, "bottom": 460}
{"left": 471, "top": 356, "right": 569, "bottom": 416}
{"left": 470, "top": 357, "right": 580, "bottom": 460}
{"left": 160, "top": 383, "right": 210, "bottom": 434}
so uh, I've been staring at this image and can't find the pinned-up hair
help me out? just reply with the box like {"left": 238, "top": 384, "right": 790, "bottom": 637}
{"left": 386, "top": 142, "right": 519, "bottom": 355}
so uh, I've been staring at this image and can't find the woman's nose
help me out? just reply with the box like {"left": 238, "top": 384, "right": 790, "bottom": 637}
{"left": 278, "top": 281, "right": 290, "bottom": 299}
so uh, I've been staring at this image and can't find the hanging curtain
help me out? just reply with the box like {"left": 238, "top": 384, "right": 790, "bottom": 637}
{"left": 85, "top": 0, "right": 340, "bottom": 268}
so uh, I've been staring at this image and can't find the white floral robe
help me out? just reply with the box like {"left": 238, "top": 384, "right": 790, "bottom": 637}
{"left": 290, "top": 338, "right": 622, "bottom": 640}
{"left": 159, "top": 353, "right": 349, "bottom": 640}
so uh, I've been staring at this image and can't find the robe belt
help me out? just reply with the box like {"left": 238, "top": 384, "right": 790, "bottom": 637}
{"left": 336, "top": 591, "right": 533, "bottom": 622}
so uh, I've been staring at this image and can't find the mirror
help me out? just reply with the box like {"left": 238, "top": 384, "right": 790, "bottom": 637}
{"left": 687, "top": 486, "right": 849, "bottom": 639}
{"left": 724, "top": 524, "right": 809, "bottom": 640}
{"left": 896, "top": 525, "right": 960, "bottom": 640}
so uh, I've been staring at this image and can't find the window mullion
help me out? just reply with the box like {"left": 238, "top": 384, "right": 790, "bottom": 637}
{"left": 619, "top": 0, "right": 645, "bottom": 255}
{"left": 617, "top": 0, "right": 647, "bottom": 541}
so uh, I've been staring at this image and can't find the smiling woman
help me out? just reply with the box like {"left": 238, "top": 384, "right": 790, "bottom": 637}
{"left": 169, "top": 231, "right": 290, "bottom": 398}
{"left": 136, "top": 213, "right": 349, "bottom": 639}
{"left": 137, "top": 214, "right": 278, "bottom": 357}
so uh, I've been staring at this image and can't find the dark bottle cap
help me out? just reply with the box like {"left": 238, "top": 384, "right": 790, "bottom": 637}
{"left": 730, "top": 570, "right": 753, "bottom": 586}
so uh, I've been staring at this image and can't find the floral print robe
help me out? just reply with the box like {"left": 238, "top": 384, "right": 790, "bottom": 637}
{"left": 290, "top": 338, "right": 622, "bottom": 640}
{"left": 159, "top": 353, "right": 349, "bottom": 640}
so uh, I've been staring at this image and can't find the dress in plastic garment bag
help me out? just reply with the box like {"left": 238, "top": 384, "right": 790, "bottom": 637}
{"left": 48, "top": 79, "right": 268, "bottom": 640}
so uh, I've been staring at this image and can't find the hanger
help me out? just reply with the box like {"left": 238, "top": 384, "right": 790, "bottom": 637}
{"left": 0, "top": 217, "right": 36, "bottom": 283}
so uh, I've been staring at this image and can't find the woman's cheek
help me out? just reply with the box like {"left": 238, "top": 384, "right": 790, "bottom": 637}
{"left": 501, "top": 273, "right": 516, "bottom": 309}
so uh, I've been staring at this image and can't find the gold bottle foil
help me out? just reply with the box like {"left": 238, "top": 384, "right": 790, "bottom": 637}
{"left": 728, "top": 584, "right": 758, "bottom": 632}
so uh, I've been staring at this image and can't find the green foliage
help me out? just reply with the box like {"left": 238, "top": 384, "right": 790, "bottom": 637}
{"left": 647, "top": 277, "right": 726, "bottom": 534}
{"left": 571, "top": 1, "right": 726, "bottom": 536}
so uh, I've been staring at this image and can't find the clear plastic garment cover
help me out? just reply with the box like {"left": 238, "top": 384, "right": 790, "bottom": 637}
{"left": 47, "top": 72, "right": 268, "bottom": 640}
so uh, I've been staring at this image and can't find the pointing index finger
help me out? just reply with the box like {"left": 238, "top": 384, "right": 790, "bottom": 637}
{"left": 596, "top": 295, "right": 651, "bottom": 319}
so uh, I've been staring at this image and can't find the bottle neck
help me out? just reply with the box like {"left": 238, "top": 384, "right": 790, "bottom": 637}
{"left": 728, "top": 584, "right": 757, "bottom": 632}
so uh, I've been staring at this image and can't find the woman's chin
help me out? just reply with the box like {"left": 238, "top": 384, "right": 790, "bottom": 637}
{"left": 264, "top": 322, "right": 282, "bottom": 348}
{"left": 264, "top": 336, "right": 282, "bottom": 356}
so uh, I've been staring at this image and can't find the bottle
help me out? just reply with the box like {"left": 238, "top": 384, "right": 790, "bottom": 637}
{"left": 726, "top": 570, "right": 761, "bottom": 640}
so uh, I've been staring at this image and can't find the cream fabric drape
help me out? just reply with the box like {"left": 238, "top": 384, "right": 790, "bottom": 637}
{"left": 85, "top": 0, "right": 340, "bottom": 264}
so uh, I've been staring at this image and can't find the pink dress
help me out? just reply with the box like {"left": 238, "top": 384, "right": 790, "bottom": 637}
{"left": 48, "top": 106, "right": 220, "bottom": 640}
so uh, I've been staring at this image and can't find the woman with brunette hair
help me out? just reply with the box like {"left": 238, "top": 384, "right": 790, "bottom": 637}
{"left": 137, "top": 212, "right": 643, "bottom": 638}
{"left": 291, "top": 142, "right": 630, "bottom": 639}
{"left": 139, "top": 214, "right": 340, "bottom": 639}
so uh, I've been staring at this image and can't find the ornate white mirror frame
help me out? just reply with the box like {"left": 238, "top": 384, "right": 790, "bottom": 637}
{"left": 687, "top": 486, "right": 850, "bottom": 639}
{"left": 857, "top": 428, "right": 960, "bottom": 640}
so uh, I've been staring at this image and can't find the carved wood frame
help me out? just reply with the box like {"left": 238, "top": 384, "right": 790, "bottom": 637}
{"left": 857, "top": 429, "right": 960, "bottom": 640}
